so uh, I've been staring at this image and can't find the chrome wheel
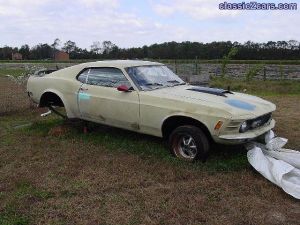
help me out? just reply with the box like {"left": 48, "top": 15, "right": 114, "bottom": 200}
{"left": 174, "top": 135, "right": 198, "bottom": 160}
{"left": 169, "top": 125, "right": 209, "bottom": 161}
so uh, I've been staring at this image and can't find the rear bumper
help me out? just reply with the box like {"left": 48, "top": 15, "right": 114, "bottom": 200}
{"left": 213, "top": 119, "right": 275, "bottom": 145}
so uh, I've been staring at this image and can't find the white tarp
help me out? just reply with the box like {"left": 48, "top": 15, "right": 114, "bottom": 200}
{"left": 247, "top": 131, "right": 300, "bottom": 199}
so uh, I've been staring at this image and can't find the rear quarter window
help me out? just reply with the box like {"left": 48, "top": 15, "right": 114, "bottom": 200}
{"left": 77, "top": 69, "right": 89, "bottom": 83}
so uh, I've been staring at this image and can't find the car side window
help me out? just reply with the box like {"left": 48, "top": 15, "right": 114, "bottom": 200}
{"left": 77, "top": 69, "right": 89, "bottom": 83}
{"left": 86, "top": 68, "right": 131, "bottom": 88}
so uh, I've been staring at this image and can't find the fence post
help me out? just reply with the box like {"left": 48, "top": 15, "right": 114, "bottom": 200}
{"left": 263, "top": 66, "right": 266, "bottom": 81}
{"left": 195, "top": 56, "right": 198, "bottom": 75}
{"left": 175, "top": 59, "right": 178, "bottom": 74}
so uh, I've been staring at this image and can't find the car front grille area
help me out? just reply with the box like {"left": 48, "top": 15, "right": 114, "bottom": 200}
{"left": 247, "top": 113, "right": 272, "bottom": 130}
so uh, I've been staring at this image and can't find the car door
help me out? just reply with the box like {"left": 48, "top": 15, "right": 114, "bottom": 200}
{"left": 77, "top": 67, "right": 140, "bottom": 131}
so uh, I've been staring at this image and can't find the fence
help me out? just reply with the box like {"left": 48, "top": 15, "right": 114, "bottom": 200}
{"left": 1, "top": 62, "right": 300, "bottom": 82}
{"left": 165, "top": 62, "right": 300, "bottom": 80}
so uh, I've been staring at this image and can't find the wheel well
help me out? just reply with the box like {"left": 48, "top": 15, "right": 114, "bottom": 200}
{"left": 39, "top": 92, "right": 64, "bottom": 107}
{"left": 161, "top": 116, "right": 212, "bottom": 141}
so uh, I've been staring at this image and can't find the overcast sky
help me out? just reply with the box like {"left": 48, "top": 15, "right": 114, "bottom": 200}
{"left": 0, "top": 0, "right": 299, "bottom": 49}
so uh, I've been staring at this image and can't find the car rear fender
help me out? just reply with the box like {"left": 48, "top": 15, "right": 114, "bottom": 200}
{"left": 40, "top": 89, "right": 75, "bottom": 118}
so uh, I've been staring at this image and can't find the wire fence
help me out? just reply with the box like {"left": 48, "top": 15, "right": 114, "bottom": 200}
{"left": 1, "top": 62, "right": 300, "bottom": 80}
{"left": 165, "top": 62, "right": 300, "bottom": 80}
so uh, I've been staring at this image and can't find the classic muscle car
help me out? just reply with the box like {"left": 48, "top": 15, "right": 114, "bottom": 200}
{"left": 27, "top": 60, "right": 276, "bottom": 161}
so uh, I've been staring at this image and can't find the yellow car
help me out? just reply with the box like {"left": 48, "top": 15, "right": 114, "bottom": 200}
{"left": 27, "top": 60, "right": 276, "bottom": 161}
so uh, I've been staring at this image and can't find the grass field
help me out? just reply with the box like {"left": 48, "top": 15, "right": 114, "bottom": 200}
{"left": 0, "top": 68, "right": 27, "bottom": 77}
{"left": 211, "top": 77, "right": 300, "bottom": 96}
{"left": 0, "top": 70, "right": 300, "bottom": 224}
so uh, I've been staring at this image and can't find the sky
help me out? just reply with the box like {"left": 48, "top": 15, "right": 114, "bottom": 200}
{"left": 0, "top": 0, "right": 299, "bottom": 49}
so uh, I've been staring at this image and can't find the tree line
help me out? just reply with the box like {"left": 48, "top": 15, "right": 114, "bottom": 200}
{"left": 0, "top": 39, "right": 299, "bottom": 60}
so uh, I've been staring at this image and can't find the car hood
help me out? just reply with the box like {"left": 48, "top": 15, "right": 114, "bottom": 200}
{"left": 143, "top": 85, "right": 276, "bottom": 118}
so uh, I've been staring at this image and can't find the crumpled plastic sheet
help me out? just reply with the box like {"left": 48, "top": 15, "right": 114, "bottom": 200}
{"left": 247, "top": 130, "right": 300, "bottom": 199}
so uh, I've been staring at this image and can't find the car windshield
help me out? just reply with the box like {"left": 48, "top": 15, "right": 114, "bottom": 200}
{"left": 125, "top": 65, "right": 185, "bottom": 90}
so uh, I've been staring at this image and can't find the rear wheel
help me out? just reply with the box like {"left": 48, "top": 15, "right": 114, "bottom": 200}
{"left": 169, "top": 125, "right": 209, "bottom": 161}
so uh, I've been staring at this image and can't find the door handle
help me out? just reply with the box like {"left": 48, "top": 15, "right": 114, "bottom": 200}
{"left": 80, "top": 87, "right": 88, "bottom": 91}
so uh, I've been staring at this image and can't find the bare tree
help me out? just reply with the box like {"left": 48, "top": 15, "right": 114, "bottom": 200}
{"left": 51, "top": 38, "right": 61, "bottom": 50}
{"left": 102, "top": 41, "right": 116, "bottom": 54}
{"left": 62, "top": 40, "right": 77, "bottom": 54}
{"left": 90, "top": 41, "right": 102, "bottom": 54}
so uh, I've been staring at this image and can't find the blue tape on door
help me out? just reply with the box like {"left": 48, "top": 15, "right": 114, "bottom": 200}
{"left": 79, "top": 92, "right": 90, "bottom": 100}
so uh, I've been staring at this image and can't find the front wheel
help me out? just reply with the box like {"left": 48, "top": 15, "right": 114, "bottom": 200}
{"left": 169, "top": 125, "right": 210, "bottom": 162}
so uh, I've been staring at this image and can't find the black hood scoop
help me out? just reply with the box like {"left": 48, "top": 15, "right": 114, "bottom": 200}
{"left": 186, "top": 86, "right": 233, "bottom": 97}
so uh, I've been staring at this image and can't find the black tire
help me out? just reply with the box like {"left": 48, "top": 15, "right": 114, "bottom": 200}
{"left": 169, "top": 125, "right": 209, "bottom": 162}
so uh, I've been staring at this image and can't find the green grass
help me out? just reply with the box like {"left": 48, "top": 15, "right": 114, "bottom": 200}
{"left": 0, "top": 68, "right": 27, "bottom": 77}
{"left": 5, "top": 117, "right": 246, "bottom": 223}
{"left": 24, "top": 118, "right": 249, "bottom": 172}
{"left": 0, "top": 181, "right": 54, "bottom": 225}
{"left": 210, "top": 77, "right": 300, "bottom": 96}
{"left": 13, "top": 181, "right": 54, "bottom": 200}
{"left": 0, "top": 207, "right": 29, "bottom": 225}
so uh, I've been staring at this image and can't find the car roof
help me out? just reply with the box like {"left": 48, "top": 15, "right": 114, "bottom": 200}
{"left": 82, "top": 60, "right": 163, "bottom": 68}
{"left": 49, "top": 60, "right": 164, "bottom": 79}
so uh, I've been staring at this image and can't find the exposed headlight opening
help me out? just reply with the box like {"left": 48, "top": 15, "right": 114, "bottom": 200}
{"left": 239, "top": 121, "right": 249, "bottom": 133}
{"left": 239, "top": 113, "right": 272, "bottom": 133}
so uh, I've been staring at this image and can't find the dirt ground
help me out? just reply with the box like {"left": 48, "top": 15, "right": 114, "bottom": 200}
{"left": 0, "top": 77, "right": 299, "bottom": 225}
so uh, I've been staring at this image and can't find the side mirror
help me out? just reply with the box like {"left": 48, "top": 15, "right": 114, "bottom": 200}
{"left": 117, "top": 85, "right": 131, "bottom": 92}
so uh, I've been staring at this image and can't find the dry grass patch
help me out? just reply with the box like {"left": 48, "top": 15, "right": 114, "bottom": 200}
{"left": 0, "top": 131, "right": 299, "bottom": 225}
{"left": 0, "top": 77, "right": 30, "bottom": 116}
{"left": 266, "top": 96, "right": 300, "bottom": 149}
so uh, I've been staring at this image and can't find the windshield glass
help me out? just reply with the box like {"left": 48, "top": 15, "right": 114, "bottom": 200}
{"left": 125, "top": 65, "right": 185, "bottom": 90}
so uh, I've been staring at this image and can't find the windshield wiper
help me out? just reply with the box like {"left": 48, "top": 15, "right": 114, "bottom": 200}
{"left": 145, "top": 82, "right": 163, "bottom": 86}
{"left": 167, "top": 80, "right": 186, "bottom": 86}
{"left": 167, "top": 80, "right": 180, "bottom": 83}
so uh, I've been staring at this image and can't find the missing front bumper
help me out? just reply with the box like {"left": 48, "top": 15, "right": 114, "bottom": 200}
{"left": 214, "top": 119, "right": 276, "bottom": 145}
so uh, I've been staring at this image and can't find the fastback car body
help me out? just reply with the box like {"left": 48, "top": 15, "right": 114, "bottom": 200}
{"left": 27, "top": 60, "right": 276, "bottom": 161}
